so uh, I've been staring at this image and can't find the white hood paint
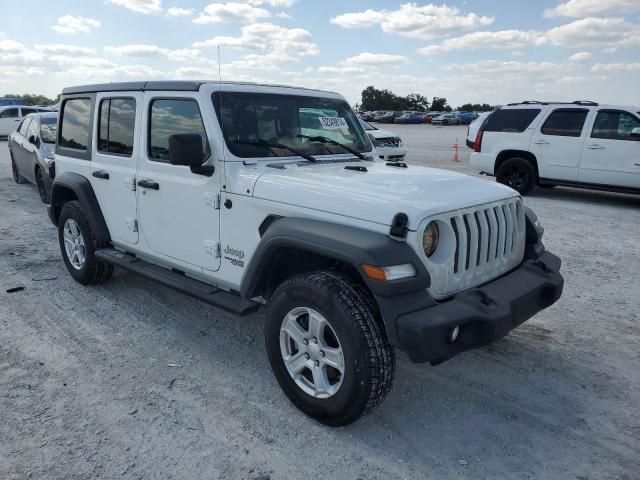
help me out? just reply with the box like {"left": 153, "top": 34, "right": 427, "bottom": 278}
{"left": 252, "top": 161, "right": 518, "bottom": 230}
{"left": 368, "top": 128, "right": 398, "bottom": 139}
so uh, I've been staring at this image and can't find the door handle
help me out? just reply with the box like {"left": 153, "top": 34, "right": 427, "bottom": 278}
{"left": 533, "top": 140, "right": 549, "bottom": 145}
{"left": 92, "top": 170, "right": 110, "bottom": 180}
{"left": 137, "top": 179, "right": 159, "bottom": 190}
{"left": 586, "top": 145, "right": 605, "bottom": 150}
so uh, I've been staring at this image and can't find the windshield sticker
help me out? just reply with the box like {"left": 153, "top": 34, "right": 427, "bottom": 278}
{"left": 319, "top": 117, "right": 348, "bottom": 130}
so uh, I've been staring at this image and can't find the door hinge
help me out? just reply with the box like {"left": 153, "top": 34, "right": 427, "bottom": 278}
{"left": 124, "top": 177, "right": 136, "bottom": 191}
{"left": 204, "top": 192, "right": 221, "bottom": 209}
{"left": 126, "top": 218, "right": 138, "bottom": 232}
{"left": 205, "top": 241, "right": 221, "bottom": 258}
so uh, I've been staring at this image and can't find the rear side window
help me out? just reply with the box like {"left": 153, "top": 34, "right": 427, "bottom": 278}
{"left": 59, "top": 98, "right": 92, "bottom": 151}
{"left": 18, "top": 118, "right": 31, "bottom": 136}
{"left": 21, "top": 107, "right": 38, "bottom": 116}
{"left": 483, "top": 109, "right": 540, "bottom": 133}
{"left": 540, "top": 109, "right": 588, "bottom": 137}
{"left": 0, "top": 108, "right": 19, "bottom": 119}
{"left": 149, "top": 98, "right": 209, "bottom": 163}
{"left": 98, "top": 98, "right": 136, "bottom": 156}
{"left": 591, "top": 110, "right": 640, "bottom": 141}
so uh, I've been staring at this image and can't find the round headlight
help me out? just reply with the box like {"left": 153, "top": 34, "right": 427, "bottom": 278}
{"left": 422, "top": 222, "right": 439, "bottom": 258}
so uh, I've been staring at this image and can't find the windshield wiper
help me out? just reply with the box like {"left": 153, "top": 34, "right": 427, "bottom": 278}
{"left": 296, "top": 134, "right": 367, "bottom": 160}
{"left": 233, "top": 139, "right": 317, "bottom": 163}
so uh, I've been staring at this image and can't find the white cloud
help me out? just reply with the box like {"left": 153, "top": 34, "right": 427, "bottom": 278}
{"left": 276, "top": 11, "right": 292, "bottom": 19}
{"left": 52, "top": 15, "right": 101, "bottom": 34}
{"left": 331, "top": 3, "right": 494, "bottom": 39}
{"left": 193, "top": 2, "right": 270, "bottom": 24}
{"left": 105, "top": 43, "right": 207, "bottom": 62}
{"left": 544, "top": 0, "right": 640, "bottom": 18}
{"left": 194, "top": 23, "right": 318, "bottom": 62}
{"left": 341, "top": 52, "right": 409, "bottom": 67}
{"left": 568, "top": 51, "right": 592, "bottom": 62}
{"left": 591, "top": 62, "right": 640, "bottom": 72}
{"left": 167, "top": 7, "right": 194, "bottom": 16}
{"left": 419, "top": 29, "right": 542, "bottom": 55}
{"left": 247, "top": 0, "right": 297, "bottom": 6}
{"left": 107, "top": 0, "right": 163, "bottom": 14}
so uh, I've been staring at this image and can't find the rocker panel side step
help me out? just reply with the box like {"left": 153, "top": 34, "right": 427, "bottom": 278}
{"left": 95, "top": 248, "right": 259, "bottom": 316}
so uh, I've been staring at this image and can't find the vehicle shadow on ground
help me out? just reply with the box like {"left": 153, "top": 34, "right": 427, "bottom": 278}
{"left": 529, "top": 185, "right": 640, "bottom": 209}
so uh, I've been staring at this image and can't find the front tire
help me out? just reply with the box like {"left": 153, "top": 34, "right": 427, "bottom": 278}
{"left": 11, "top": 154, "right": 26, "bottom": 184}
{"left": 496, "top": 157, "right": 536, "bottom": 195}
{"left": 35, "top": 167, "right": 49, "bottom": 203}
{"left": 265, "top": 271, "right": 395, "bottom": 426}
{"left": 58, "top": 201, "right": 114, "bottom": 285}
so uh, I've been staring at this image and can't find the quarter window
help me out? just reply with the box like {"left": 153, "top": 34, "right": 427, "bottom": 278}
{"left": 483, "top": 109, "right": 541, "bottom": 133}
{"left": 591, "top": 111, "right": 640, "bottom": 141}
{"left": 18, "top": 118, "right": 31, "bottom": 136}
{"left": 149, "top": 98, "right": 209, "bottom": 163}
{"left": 0, "top": 108, "right": 19, "bottom": 119}
{"left": 540, "top": 109, "right": 588, "bottom": 137}
{"left": 98, "top": 98, "right": 136, "bottom": 156}
{"left": 59, "top": 98, "right": 92, "bottom": 151}
{"left": 27, "top": 118, "right": 39, "bottom": 140}
{"left": 21, "top": 107, "right": 38, "bottom": 116}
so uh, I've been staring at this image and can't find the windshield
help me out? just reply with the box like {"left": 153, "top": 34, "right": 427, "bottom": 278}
{"left": 213, "top": 92, "right": 372, "bottom": 159}
{"left": 359, "top": 119, "right": 376, "bottom": 131}
{"left": 40, "top": 117, "right": 57, "bottom": 144}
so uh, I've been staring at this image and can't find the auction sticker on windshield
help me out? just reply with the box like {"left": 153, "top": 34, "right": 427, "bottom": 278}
{"left": 319, "top": 117, "right": 348, "bottom": 130}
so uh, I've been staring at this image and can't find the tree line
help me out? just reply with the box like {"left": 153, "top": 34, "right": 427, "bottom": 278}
{"left": 357, "top": 86, "right": 495, "bottom": 112}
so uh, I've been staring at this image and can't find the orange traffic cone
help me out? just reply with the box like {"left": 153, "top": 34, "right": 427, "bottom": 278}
{"left": 453, "top": 139, "right": 459, "bottom": 162}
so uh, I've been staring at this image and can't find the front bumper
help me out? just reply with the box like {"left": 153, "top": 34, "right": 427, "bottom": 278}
{"left": 375, "top": 145, "right": 407, "bottom": 161}
{"left": 395, "top": 251, "right": 563, "bottom": 364}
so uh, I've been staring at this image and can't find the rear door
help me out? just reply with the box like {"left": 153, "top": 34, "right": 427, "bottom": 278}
{"left": 13, "top": 117, "right": 32, "bottom": 173}
{"left": 0, "top": 107, "right": 21, "bottom": 136}
{"left": 579, "top": 109, "right": 640, "bottom": 189}
{"left": 136, "top": 93, "right": 221, "bottom": 272}
{"left": 90, "top": 93, "right": 141, "bottom": 245}
{"left": 529, "top": 108, "right": 590, "bottom": 182}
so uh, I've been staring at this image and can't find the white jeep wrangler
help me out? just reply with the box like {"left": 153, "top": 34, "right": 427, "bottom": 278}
{"left": 48, "top": 81, "right": 563, "bottom": 425}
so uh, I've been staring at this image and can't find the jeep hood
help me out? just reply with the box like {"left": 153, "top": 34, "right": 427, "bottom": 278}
{"left": 252, "top": 161, "right": 518, "bottom": 230}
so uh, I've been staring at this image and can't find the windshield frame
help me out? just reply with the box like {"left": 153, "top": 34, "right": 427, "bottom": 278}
{"left": 212, "top": 91, "right": 372, "bottom": 161}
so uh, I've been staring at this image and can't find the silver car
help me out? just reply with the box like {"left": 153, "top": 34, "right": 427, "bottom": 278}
{"left": 8, "top": 112, "right": 58, "bottom": 203}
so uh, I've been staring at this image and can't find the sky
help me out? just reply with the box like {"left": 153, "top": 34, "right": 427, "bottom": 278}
{"left": 1, "top": 0, "right": 639, "bottom": 107}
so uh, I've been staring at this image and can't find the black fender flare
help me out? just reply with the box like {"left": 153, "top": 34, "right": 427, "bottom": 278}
{"left": 49, "top": 172, "right": 111, "bottom": 244}
{"left": 240, "top": 217, "right": 432, "bottom": 345}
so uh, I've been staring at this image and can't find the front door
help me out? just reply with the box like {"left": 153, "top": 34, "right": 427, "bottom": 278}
{"left": 90, "top": 93, "right": 141, "bottom": 244}
{"left": 579, "top": 109, "right": 640, "bottom": 189}
{"left": 136, "top": 93, "right": 221, "bottom": 272}
{"left": 529, "top": 108, "right": 590, "bottom": 182}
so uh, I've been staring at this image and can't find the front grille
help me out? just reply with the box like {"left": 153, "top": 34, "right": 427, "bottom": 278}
{"left": 425, "top": 198, "right": 525, "bottom": 298}
{"left": 449, "top": 200, "right": 523, "bottom": 275}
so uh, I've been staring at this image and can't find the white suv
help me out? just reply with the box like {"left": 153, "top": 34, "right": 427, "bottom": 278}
{"left": 471, "top": 101, "right": 640, "bottom": 195}
{"left": 48, "top": 81, "right": 563, "bottom": 425}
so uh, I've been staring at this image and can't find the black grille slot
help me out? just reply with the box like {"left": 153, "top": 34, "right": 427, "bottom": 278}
{"left": 474, "top": 211, "right": 482, "bottom": 266}
{"left": 463, "top": 215, "right": 471, "bottom": 270}
{"left": 451, "top": 218, "right": 460, "bottom": 273}
{"left": 494, "top": 206, "right": 502, "bottom": 259}
{"left": 484, "top": 209, "right": 492, "bottom": 262}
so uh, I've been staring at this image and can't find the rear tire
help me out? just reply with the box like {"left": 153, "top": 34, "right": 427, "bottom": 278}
{"left": 36, "top": 167, "right": 49, "bottom": 203}
{"left": 11, "top": 154, "right": 26, "bottom": 184}
{"left": 496, "top": 157, "right": 536, "bottom": 195}
{"left": 58, "top": 201, "right": 114, "bottom": 285}
{"left": 265, "top": 271, "right": 395, "bottom": 426}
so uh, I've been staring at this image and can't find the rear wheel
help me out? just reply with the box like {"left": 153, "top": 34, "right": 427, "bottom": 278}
{"left": 496, "top": 157, "right": 536, "bottom": 195}
{"left": 35, "top": 167, "right": 49, "bottom": 203}
{"left": 11, "top": 154, "right": 26, "bottom": 184}
{"left": 265, "top": 271, "right": 395, "bottom": 426}
{"left": 58, "top": 201, "right": 113, "bottom": 285}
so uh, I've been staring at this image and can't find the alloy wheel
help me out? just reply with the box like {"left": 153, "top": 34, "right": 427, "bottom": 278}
{"left": 63, "top": 219, "right": 86, "bottom": 270}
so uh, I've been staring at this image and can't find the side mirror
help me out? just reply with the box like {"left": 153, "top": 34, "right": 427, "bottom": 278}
{"left": 631, "top": 127, "right": 640, "bottom": 139}
{"left": 168, "top": 133, "right": 214, "bottom": 176}
{"left": 28, "top": 134, "right": 39, "bottom": 146}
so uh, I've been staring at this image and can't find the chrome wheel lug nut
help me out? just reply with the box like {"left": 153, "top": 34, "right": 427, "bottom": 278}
{"left": 302, "top": 339, "right": 308, "bottom": 345}
{"left": 312, "top": 338, "right": 318, "bottom": 344}
{"left": 320, "top": 351, "right": 325, "bottom": 357}
{"left": 304, "top": 353, "right": 310, "bottom": 360}
{"left": 314, "top": 360, "right": 320, "bottom": 367}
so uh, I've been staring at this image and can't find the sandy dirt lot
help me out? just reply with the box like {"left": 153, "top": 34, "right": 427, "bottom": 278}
{"left": 1, "top": 125, "right": 639, "bottom": 479}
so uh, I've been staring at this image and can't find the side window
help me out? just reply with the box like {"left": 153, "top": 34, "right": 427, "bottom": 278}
{"left": 540, "top": 109, "right": 588, "bottom": 137}
{"left": 18, "top": 118, "right": 31, "bottom": 136}
{"left": 591, "top": 111, "right": 640, "bottom": 141}
{"left": 21, "top": 107, "right": 38, "bottom": 116}
{"left": 98, "top": 98, "right": 136, "bottom": 156}
{"left": 27, "top": 118, "right": 39, "bottom": 139}
{"left": 59, "top": 98, "right": 92, "bottom": 151}
{"left": 483, "top": 109, "right": 541, "bottom": 133}
{"left": 0, "top": 108, "right": 19, "bottom": 119}
{"left": 149, "top": 98, "right": 209, "bottom": 163}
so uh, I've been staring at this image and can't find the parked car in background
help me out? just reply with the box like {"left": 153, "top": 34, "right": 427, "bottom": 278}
{"left": 455, "top": 112, "right": 474, "bottom": 125}
{"left": 375, "top": 111, "right": 402, "bottom": 123}
{"left": 0, "top": 105, "right": 51, "bottom": 136}
{"left": 431, "top": 113, "right": 461, "bottom": 126}
{"left": 8, "top": 112, "right": 58, "bottom": 203}
{"left": 422, "top": 112, "right": 438, "bottom": 124}
{"left": 360, "top": 119, "right": 407, "bottom": 161}
{"left": 394, "top": 112, "right": 424, "bottom": 124}
{"left": 471, "top": 100, "right": 640, "bottom": 195}
{"left": 466, "top": 112, "right": 492, "bottom": 149}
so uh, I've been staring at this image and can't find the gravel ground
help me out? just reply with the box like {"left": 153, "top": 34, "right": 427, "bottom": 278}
{"left": 1, "top": 125, "right": 639, "bottom": 480}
